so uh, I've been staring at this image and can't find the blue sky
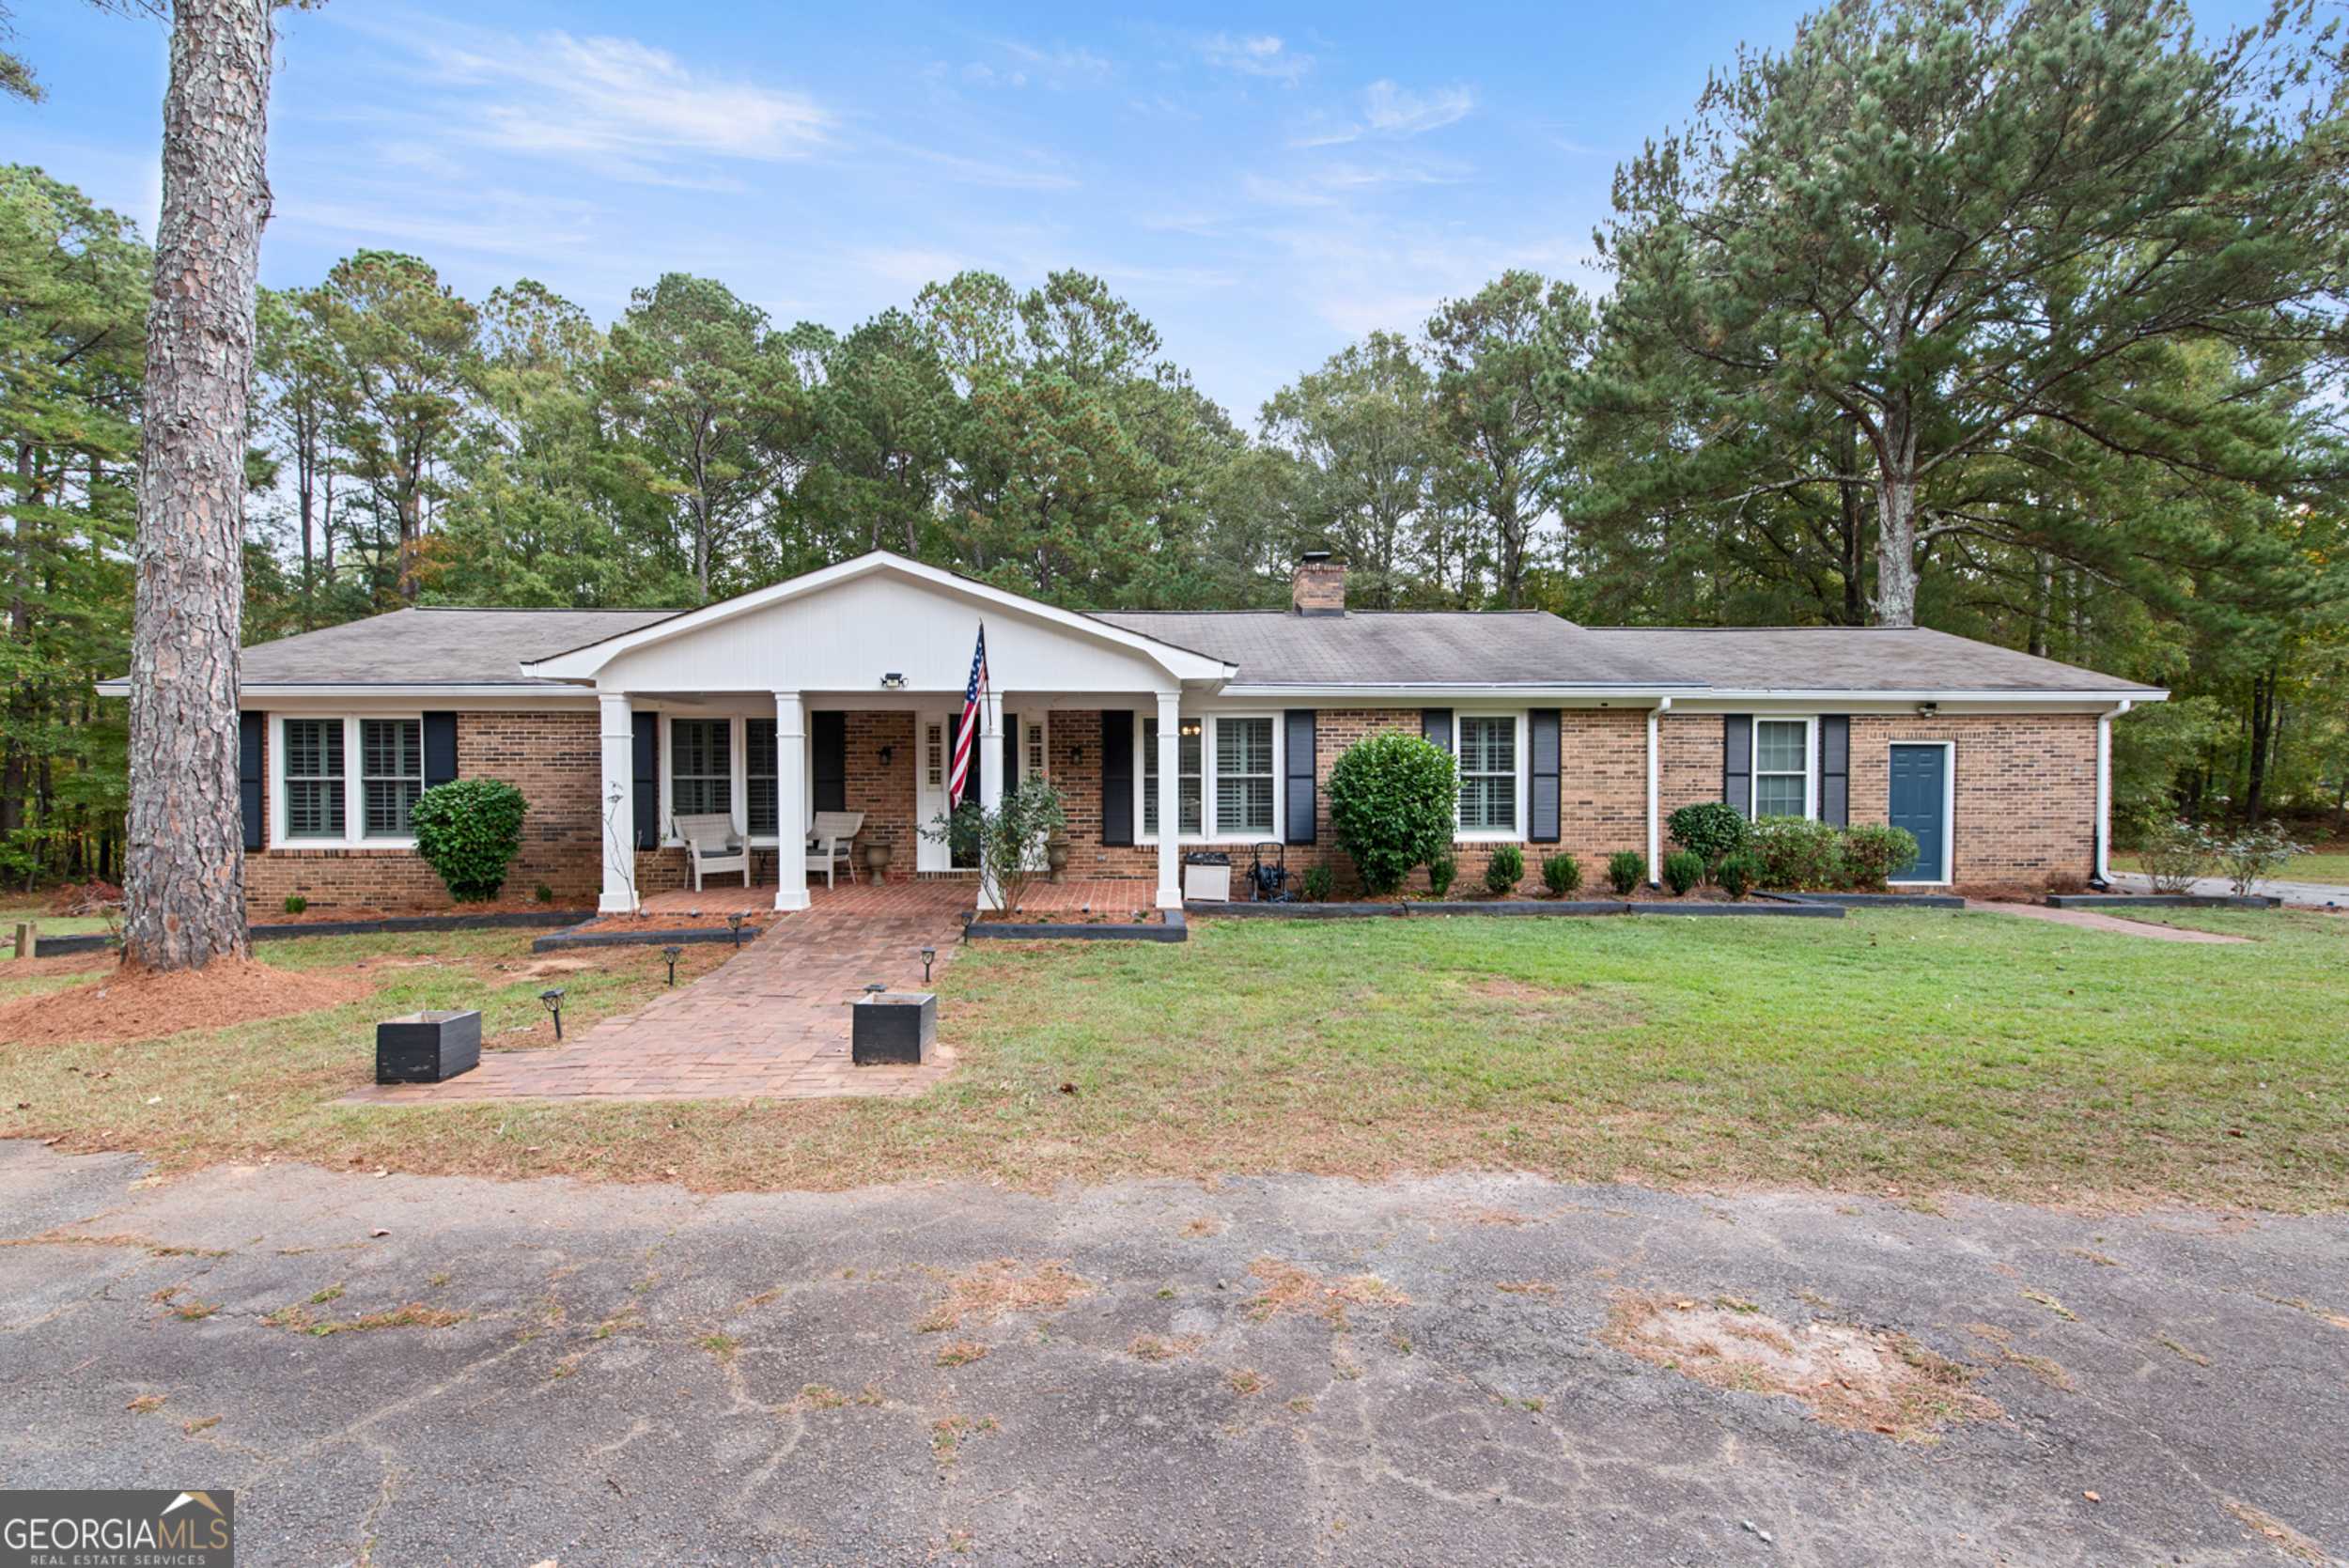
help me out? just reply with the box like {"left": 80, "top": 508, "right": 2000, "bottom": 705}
{"left": 5, "top": 0, "right": 2278, "bottom": 419}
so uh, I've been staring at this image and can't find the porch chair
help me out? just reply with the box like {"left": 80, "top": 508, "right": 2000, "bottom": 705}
{"left": 805, "top": 810, "right": 866, "bottom": 890}
{"left": 674, "top": 813, "right": 750, "bottom": 892}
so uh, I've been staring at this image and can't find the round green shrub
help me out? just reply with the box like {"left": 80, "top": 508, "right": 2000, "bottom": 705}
{"left": 1838, "top": 823, "right": 1921, "bottom": 892}
{"left": 411, "top": 778, "right": 531, "bottom": 903}
{"left": 1426, "top": 853, "right": 1458, "bottom": 898}
{"left": 1541, "top": 852, "right": 1582, "bottom": 897}
{"left": 1662, "top": 849, "right": 1704, "bottom": 896}
{"left": 1750, "top": 815, "right": 1841, "bottom": 890}
{"left": 1299, "top": 861, "right": 1335, "bottom": 903}
{"left": 1716, "top": 849, "right": 1763, "bottom": 900}
{"left": 1483, "top": 842, "right": 1526, "bottom": 896}
{"left": 1666, "top": 801, "right": 1749, "bottom": 873}
{"left": 1606, "top": 850, "right": 1646, "bottom": 895}
{"left": 1327, "top": 732, "right": 1458, "bottom": 897}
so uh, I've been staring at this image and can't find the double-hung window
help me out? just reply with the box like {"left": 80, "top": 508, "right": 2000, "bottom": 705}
{"left": 1457, "top": 716, "right": 1517, "bottom": 833}
{"left": 1215, "top": 718, "right": 1274, "bottom": 836}
{"left": 1143, "top": 718, "right": 1203, "bottom": 836}
{"left": 361, "top": 719, "right": 423, "bottom": 837}
{"left": 671, "top": 719, "right": 732, "bottom": 818}
{"left": 283, "top": 720, "right": 345, "bottom": 839}
{"left": 744, "top": 719, "right": 778, "bottom": 836}
{"left": 1753, "top": 720, "right": 1810, "bottom": 817}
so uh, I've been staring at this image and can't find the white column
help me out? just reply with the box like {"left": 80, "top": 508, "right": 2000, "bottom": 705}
{"left": 772, "top": 691, "right": 809, "bottom": 911}
{"left": 2095, "top": 699, "right": 2129, "bottom": 885}
{"left": 1645, "top": 698, "right": 1669, "bottom": 888}
{"left": 1155, "top": 691, "right": 1182, "bottom": 908}
{"left": 598, "top": 691, "right": 638, "bottom": 914}
{"left": 976, "top": 690, "right": 1005, "bottom": 910}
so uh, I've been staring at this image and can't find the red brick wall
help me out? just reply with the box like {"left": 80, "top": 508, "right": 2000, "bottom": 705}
{"left": 1847, "top": 714, "right": 2095, "bottom": 887}
{"left": 244, "top": 709, "right": 603, "bottom": 914}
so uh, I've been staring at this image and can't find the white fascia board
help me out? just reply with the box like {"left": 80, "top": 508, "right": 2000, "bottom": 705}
{"left": 226, "top": 684, "right": 597, "bottom": 706}
{"left": 520, "top": 551, "right": 1235, "bottom": 686}
{"left": 1224, "top": 683, "right": 1705, "bottom": 702}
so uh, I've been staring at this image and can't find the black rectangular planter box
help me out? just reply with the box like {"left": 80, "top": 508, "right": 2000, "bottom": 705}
{"left": 851, "top": 992, "right": 936, "bottom": 1066}
{"left": 376, "top": 1009, "right": 483, "bottom": 1083}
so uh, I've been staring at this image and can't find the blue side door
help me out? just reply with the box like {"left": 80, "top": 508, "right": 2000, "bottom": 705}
{"left": 1887, "top": 744, "right": 1947, "bottom": 881}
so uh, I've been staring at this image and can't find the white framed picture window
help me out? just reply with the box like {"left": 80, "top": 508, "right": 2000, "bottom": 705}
{"left": 1138, "top": 712, "right": 1284, "bottom": 842}
{"left": 275, "top": 715, "right": 421, "bottom": 847}
{"left": 1456, "top": 715, "right": 1518, "bottom": 834}
{"left": 1215, "top": 717, "right": 1275, "bottom": 837}
{"left": 1751, "top": 718, "right": 1814, "bottom": 818}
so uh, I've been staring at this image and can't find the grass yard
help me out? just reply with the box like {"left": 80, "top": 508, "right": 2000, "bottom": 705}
{"left": 0, "top": 908, "right": 2341, "bottom": 1213}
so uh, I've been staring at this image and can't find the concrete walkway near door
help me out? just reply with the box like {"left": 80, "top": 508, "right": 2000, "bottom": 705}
{"left": 343, "top": 881, "right": 1012, "bottom": 1105}
{"left": 1964, "top": 899, "right": 2249, "bottom": 944}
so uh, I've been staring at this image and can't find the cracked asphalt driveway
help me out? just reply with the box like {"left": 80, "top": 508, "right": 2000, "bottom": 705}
{"left": 2, "top": 1141, "right": 2343, "bottom": 1566}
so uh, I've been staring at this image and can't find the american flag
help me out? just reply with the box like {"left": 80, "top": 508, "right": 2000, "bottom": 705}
{"left": 948, "top": 624, "right": 987, "bottom": 805}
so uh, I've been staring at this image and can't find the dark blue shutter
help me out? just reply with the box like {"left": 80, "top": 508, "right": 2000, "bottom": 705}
{"left": 630, "top": 710, "right": 659, "bottom": 849}
{"left": 1818, "top": 715, "right": 1850, "bottom": 826}
{"left": 1101, "top": 711, "right": 1134, "bottom": 845}
{"left": 1283, "top": 709, "right": 1316, "bottom": 845}
{"left": 812, "top": 711, "right": 847, "bottom": 814}
{"left": 422, "top": 712, "right": 458, "bottom": 789}
{"left": 1528, "top": 709, "right": 1561, "bottom": 843}
{"left": 1002, "top": 712, "right": 1018, "bottom": 793}
{"left": 1723, "top": 714, "right": 1752, "bottom": 816}
{"left": 239, "top": 711, "right": 265, "bottom": 851}
{"left": 1421, "top": 707, "right": 1453, "bottom": 752}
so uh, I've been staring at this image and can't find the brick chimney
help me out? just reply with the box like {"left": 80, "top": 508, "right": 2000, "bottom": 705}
{"left": 1292, "top": 551, "right": 1346, "bottom": 617}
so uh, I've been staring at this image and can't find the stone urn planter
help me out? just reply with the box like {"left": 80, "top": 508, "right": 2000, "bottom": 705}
{"left": 1046, "top": 835, "right": 1072, "bottom": 885}
{"left": 863, "top": 842, "right": 894, "bottom": 880}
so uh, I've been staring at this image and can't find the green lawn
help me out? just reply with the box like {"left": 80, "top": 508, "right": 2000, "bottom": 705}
{"left": 0, "top": 908, "right": 2341, "bottom": 1212}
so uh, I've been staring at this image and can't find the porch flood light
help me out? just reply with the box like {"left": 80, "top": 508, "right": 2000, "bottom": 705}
{"left": 539, "top": 988, "right": 567, "bottom": 1041}
{"left": 880, "top": 673, "right": 908, "bottom": 689}
{"left": 661, "top": 945, "right": 684, "bottom": 986}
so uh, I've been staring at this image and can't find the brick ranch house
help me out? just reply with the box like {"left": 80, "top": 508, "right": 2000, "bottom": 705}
{"left": 144, "top": 551, "right": 2164, "bottom": 916}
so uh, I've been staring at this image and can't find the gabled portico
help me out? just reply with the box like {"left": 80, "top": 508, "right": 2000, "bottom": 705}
{"left": 523, "top": 552, "right": 1235, "bottom": 915}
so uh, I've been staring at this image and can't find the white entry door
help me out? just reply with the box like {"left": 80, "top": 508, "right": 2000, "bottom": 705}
{"left": 915, "top": 714, "right": 952, "bottom": 872}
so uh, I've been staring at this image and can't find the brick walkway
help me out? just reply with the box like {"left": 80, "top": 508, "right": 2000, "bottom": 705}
{"left": 340, "top": 881, "right": 1066, "bottom": 1106}
{"left": 634, "top": 877, "right": 1161, "bottom": 918}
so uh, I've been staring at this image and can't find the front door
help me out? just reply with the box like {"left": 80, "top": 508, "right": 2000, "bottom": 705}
{"left": 915, "top": 714, "right": 951, "bottom": 872}
{"left": 1888, "top": 743, "right": 1948, "bottom": 882}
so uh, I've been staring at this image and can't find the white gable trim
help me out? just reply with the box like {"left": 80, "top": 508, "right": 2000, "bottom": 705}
{"left": 521, "top": 551, "right": 1234, "bottom": 687}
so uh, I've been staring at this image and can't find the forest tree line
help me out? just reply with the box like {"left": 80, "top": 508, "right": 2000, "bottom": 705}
{"left": 6, "top": 0, "right": 2348, "bottom": 888}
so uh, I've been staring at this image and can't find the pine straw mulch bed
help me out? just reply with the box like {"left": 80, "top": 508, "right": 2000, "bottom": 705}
{"left": 0, "top": 958, "right": 375, "bottom": 1047}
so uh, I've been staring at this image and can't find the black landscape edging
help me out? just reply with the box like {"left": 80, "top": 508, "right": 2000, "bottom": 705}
{"left": 254, "top": 910, "right": 591, "bottom": 941}
{"left": 531, "top": 924, "right": 767, "bottom": 953}
{"left": 1755, "top": 891, "right": 1966, "bottom": 909}
{"left": 2046, "top": 893, "right": 2279, "bottom": 910}
{"left": 28, "top": 932, "right": 118, "bottom": 956}
{"left": 1186, "top": 898, "right": 1843, "bottom": 920}
{"left": 967, "top": 910, "right": 1186, "bottom": 942}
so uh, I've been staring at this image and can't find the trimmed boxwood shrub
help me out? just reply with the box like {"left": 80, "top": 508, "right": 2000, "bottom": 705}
{"left": 1426, "top": 852, "right": 1458, "bottom": 898}
{"left": 1606, "top": 850, "right": 1646, "bottom": 895}
{"left": 1484, "top": 843, "right": 1526, "bottom": 895}
{"left": 1750, "top": 815, "right": 1842, "bottom": 890}
{"left": 1299, "top": 862, "right": 1335, "bottom": 903}
{"left": 411, "top": 779, "right": 531, "bottom": 903}
{"left": 1839, "top": 823, "right": 1921, "bottom": 892}
{"left": 1540, "top": 852, "right": 1582, "bottom": 897}
{"left": 1666, "top": 801, "right": 1749, "bottom": 877}
{"left": 1715, "top": 849, "right": 1763, "bottom": 900}
{"left": 1328, "top": 732, "right": 1458, "bottom": 896}
{"left": 1662, "top": 849, "right": 1704, "bottom": 896}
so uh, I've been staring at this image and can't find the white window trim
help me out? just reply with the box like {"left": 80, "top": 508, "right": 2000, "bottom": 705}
{"left": 1451, "top": 710, "right": 1528, "bottom": 843}
{"left": 1749, "top": 716, "right": 1817, "bottom": 821}
{"left": 656, "top": 710, "right": 816, "bottom": 848}
{"left": 1886, "top": 738, "right": 1958, "bottom": 886}
{"left": 271, "top": 713, "right": 422, "bottom": 850}
{"left": 1136, "top": 711, "right": 1284, "bottom": 845}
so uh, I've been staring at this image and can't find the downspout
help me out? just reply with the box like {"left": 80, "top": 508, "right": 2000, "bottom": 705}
{"left": 1646, "top": 698, "right": 1671, "bottom": 887}
{"left": 2092, "top": 700, "right": 2131, "bottom": 889}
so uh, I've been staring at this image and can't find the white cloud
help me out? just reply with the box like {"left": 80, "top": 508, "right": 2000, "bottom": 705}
{"left": 1201, "top": 34, "right": 1311, "bottom": 82}
{"left": 1361, "top": 80, "right": 1474, "bottom": 136}
{"left": 427, "top": 31, "right": 831, "bottom": 165}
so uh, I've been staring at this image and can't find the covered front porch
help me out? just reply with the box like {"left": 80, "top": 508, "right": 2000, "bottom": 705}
{"left": 516, "top": 553, "right": 1236, "bottom": 918}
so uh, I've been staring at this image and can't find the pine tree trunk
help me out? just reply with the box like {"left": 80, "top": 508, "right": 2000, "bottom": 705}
{"left": 123, "top": 0, "right": 272, "bottom": 972}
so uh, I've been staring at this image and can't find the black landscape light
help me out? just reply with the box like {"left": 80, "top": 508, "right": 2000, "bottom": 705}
{"left": 919, "top": 945, "right": 936, "bottom": 985}
{"left": 539, "top": 988, "right": 568, "bottom": 1041}
{"left": 864, "top": 981, "right": 887, "bottom": 998}
{"left": 661, "top": 945, "right": 683, "bottom": 986}
{"left": 727, "top": 912, "right": 747, "bottom": 949}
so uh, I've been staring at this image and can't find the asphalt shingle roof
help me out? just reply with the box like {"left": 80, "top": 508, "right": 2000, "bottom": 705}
{"left": 1085, "top": 610, "right": 1697, "bottom": 687}
{"left": 1575, "top": 626, "right": 2157, "bottom": 693}
{"left": 239, "top": 607, "right": 679, "bottom": 687}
